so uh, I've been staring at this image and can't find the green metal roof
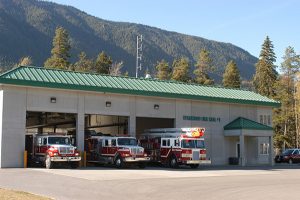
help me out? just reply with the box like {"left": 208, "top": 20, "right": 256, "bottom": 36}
{"left": 0, "top": 66, "right": 280, "bottom": 107}
{"left": 224, "top": 117, "right": 273, "bottom": 130}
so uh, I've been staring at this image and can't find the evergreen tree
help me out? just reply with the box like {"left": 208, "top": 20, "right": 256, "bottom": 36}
{"left": 94, "top": 51, "right": 112, "bottom": 74}
{"left": 155, "top": 59, "right": 170, "bottom": 80}
{"left": 110, "top": 61, "right": 123, "bottom": 76}
{"left": 273, "top": 46, "right": 300, "bottom": 149}
{"left": 222, "top": 60, "right": 241, "bottom": 88}
{"left": 73, "top": 52, "right": 93, "bottom": 72}
{"left": 44, "top": 27, "right": 71, "bottom": 70}
{"left": 171, "top": 57, "right": 190, "bottom": 82}
{"left": 194, "top": 49, "right": 214, "bottom": 85}
{"left": 253, "top": 36, "right": 277, "bottom": 97}
{"left": 123, "top": 71, "right": 129, "bottom": 77}
{"left": 17, "top": 56, "right": 33, "bottom": 66}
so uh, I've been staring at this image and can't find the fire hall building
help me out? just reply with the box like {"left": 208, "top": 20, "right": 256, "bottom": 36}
{"left": 0, "top": 66, "right": 279, "bottom": 168}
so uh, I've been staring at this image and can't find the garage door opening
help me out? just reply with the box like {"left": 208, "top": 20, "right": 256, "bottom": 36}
{"left": 25, "top": 111, "right": 77, "bottom": 167}
{"left": 136, "top": 117, "right": 175, "bottom": 137}
{"left": 85, "top": 114, "right": 128, "bottom": 136}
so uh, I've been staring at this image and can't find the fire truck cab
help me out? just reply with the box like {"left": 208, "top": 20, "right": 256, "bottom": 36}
{"left": 86, "top": 136, "right": 150, "bottom": 168}
{"left": 31, "top": 134, "right": 81, "bottom": 169}
{"left": 140, "top": 128, "right": 211, "bottom": 168}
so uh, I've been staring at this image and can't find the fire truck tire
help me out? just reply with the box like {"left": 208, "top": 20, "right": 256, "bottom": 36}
{"left": 138, "top": 163, "right": 146, "bottom": 169}
{"left": 189, "top": 164, "right": 199, "bottom": 169}
{"left": 169, "top": 155, "right": 178, "bottom": 168}
{"left": 115, "top": 156, "right": 124, "bottom": 168}
{"left": 45, "top": 155, "right": 53, "bottom": 169}
{"left": 70, "top": 162, "right": 79, "bottom": 169}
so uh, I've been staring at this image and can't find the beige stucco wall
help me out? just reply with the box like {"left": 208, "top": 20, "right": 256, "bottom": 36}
{"left": 0, "top": 85, "right": 274, "bottom": 167}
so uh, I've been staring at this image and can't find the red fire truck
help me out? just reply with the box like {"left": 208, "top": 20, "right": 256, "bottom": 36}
{"left": 86, "top": 136, "right": 150, "bottom": 168}
{"left": 28, "top": 134, "right": 81, "bottom": 169}
{"left": 139, "top": 128, "right": 211, "bottom": 168}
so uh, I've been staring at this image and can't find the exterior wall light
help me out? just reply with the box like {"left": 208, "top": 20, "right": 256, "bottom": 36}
{"left": 154, "top": 104, "right": 159, "bottom": 110}
{"left": 106, "top": 101, "right": 111, "bottom": 107}
{"left": 50, "top": 97, "right": 56, "bottom": 103}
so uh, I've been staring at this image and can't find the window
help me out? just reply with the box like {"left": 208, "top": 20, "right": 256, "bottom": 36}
{"left": 260, "top": 115, "right": 264, "bottom": 124}
{"left": 48, "top": 137, "right": 70, "bottom": 145}
{"left": 167, "top": 139, "right": 170, "bottom": 146}
{"left": 104, "top": 140, "right": 109, "bottom": 146}
{"left": 162, "top": 139, "right": 167, "bottom": 147}
{"left": 259, "top": 143, "right": 269, "bottom": 155}
{"left": 259, "top": 115, "right": 271, "bottom": 126}
{"left": 267, "top": 116, "right": 271, "bottom": 125}
{"left": 111, "top": 139, "right": 116, "bottom": 146}
{"left": 174, "top": 139, "right": 179, "bottom": 147}
{"left": 293, "top": 150, "right": 299, "bottom": 155}
{"left": 43, "top": 138, "right": 47, "bottom": 145}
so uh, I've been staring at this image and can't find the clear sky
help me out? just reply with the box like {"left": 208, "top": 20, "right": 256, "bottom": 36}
{"left": 49, "top": 0, "right": 299, "bottom": 66}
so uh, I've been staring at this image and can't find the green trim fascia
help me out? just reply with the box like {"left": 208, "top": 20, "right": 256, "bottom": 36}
{"left": 224, "top": 127, "right": 273, "bottom": 131}
{"left": 0, "top": 77, "right": 281, "bottom": 107}
{"left": 224, "top": 117, "right": 273, "bottom": 131}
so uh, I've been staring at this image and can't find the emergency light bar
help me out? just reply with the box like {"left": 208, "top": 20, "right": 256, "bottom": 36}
{"left": 181, "top": 128, "right": 205, "bottom": 138}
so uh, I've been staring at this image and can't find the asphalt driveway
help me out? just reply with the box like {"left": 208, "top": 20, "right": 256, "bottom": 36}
{"left": 1, "top": 165, "right": 300, "bottom": 200}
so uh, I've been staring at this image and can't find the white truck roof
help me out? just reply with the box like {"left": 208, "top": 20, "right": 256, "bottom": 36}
{"left": 142, "top": 127, "right": 205, "bottom": 138}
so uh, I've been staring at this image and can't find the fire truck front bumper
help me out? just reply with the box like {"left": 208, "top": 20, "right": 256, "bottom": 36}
{"left": 50, "top": 156, "right": 81, "bottom": 162}
{"left": 186, "top": 160, "right": 212, "bottom": 165}
{"left": 123, "top": 157, "right": 151, "bottom": 162}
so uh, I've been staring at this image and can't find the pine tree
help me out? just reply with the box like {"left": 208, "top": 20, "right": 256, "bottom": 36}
{"left": 194, "top": 49, "right": 214, "bottom": 85}
{"left": 171, "top": 57, "right": 190, "bottom": 82}
{"left": 110, "top": 61, "right": 123, "bottom": 76}
{"left": 253, "top": 36, "right": 277, "bottom": 98}
{"left": 93, "top": 51, "right": 112, "bottom": 74}
{"left": 17, "top": 56, "right": 33, "bottom": 66}
{"left": 273, "top": 46, "right": 300, "bottom": 149}
{"left": 155, "top": 59, "right": 170, "bottom": 80}
{"left": 222, "top": 60, "right": 241, "bottom": 88}
{"left": 73, "top": 52, "right": 93, "bottom": 72}
{"left": 44, "top": 27, "right": 71, "bottom": 70}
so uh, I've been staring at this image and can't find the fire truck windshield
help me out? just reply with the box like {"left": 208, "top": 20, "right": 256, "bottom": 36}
{"left": 181, "top": 139, "right": 205, "bottom": 149}
{"left": 48, "top": 137, "right": 70, "bottom": 145}
{"left": 117, "top": 138, "right": 137, "bottom": 146}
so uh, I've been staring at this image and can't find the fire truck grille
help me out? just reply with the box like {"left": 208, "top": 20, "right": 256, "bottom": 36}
{"left": 59, "top": 147, "right": 74, "bottom": 154}
{"left": 192, "top": 151, "right": 200, "bottom": 160}
{"left": 130, "top": 148, "right": 144, "bottom": 155}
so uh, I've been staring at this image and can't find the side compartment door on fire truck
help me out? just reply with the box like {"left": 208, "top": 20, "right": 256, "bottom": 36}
{"left": 107, "top": 138, "right": 117, "bottom": 155}
{"left": 36, "top": 137, "right": 48, "bottom": 156}
{"left": 101, "top": 138, "right": 110, "bottom": 155}
{"left": 160, "top": 138, "right": 171, "bottom": 159}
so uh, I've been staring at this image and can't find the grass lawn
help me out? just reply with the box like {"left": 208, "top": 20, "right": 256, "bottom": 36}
{"left": 0, "top": 188, "right": 52, "bottom": 200}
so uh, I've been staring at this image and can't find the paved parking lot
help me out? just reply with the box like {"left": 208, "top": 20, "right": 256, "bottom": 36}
{"left": 1, "top": 165, "right": 300, "bottom": 200}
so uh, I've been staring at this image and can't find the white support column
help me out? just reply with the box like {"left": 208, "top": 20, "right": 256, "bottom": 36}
{"left": 129, "top": 115, "right": 136, "bottom": 137}
{"left": 76, "top": 95, "right": 85, "bottom": 151}
{"left": 239, "top": 134, "right": 245, "bottom": 166}
{"left": 0, "top": 89, "right": 26, "bottom": 168}
{"left": 269, "top": 136, "right": 274, "bottom": 166}
{"left": 128, "top": 97, "right": 136, "bottom": 137}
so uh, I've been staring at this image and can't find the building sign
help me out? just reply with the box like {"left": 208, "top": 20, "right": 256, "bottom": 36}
{"left": 183, "top": 115, "right": 221, "bottom": 122}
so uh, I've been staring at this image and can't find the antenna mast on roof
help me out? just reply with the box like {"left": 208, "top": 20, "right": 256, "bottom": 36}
{"left": 136, "top": 35, "right": 143, "bottom": 78}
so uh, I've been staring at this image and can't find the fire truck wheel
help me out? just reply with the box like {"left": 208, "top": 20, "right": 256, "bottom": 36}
{"left": 115, "top": 156, "right": 124, "bottom": 168}
{"left": 138, "top": 163, "right": 146, "bottom": 169}
{"left": 45, "top": 155, "right": 53, "bottom": 169}
{"left": 70, "top": 162, "right": 79, "bottom": 169}
{"left": 189, "top": 164, "right": 199, "bottom": 169}
{"left": 169, "top": 156, "right": 178, "bottom": 168}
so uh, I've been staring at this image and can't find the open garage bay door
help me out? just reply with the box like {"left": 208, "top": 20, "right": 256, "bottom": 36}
{"left": 136, "top": 117, "right": 175, "bottom": 137}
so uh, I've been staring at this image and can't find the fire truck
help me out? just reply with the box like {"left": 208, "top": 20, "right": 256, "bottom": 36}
{"left": 139, "top": 128, "right": 211, "bottom": 168}
{"left": 86, "top": 135, "right": 150, "bottom": 168}
{"left": 28, "top": 134, "right": 81, "bottom": 169}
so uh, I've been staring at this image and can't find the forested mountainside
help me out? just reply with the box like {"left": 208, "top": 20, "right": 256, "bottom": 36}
{"left": 0, "top": 0, "right": 257, "bottom": 81}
